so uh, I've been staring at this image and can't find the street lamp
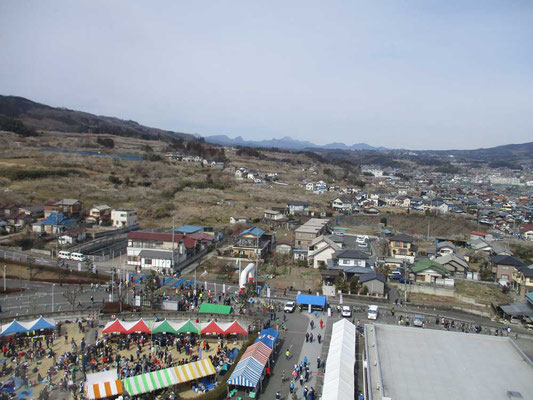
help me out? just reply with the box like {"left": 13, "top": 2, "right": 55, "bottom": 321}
{"left": 52, "top": 283, "right": 56, "bottom": 312}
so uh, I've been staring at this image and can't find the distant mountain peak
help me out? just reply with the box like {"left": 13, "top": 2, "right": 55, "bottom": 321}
{"left": 204, "top": 134, "right": 385, "bottom": 151}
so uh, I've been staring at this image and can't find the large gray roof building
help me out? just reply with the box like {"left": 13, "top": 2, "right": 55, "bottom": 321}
{"left": 364, "top": 323, "right": 533, "bottom": 400}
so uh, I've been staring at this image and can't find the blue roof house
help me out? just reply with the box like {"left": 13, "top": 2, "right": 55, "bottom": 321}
{"left": 32, "top": 212, "right": 77, "bottom": 235}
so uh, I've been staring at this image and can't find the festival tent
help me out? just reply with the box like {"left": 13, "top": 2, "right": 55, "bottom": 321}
{"left": 0, "top": 320, "right": 28, "bottom": 336}
{"left": 221, "top": 320, "right": 248, "bottom": 335}
{"left": 25, "top": 316, "right": 55, "bottom": 331}
{"left": 102, "top": 319, "right": 127, "bottom": 334}
{"left": 227, "top": 357, "right": 264, "bottom": 388}
{"left": 240, "top": 342, "right": 272, "bottom": 366}
{"left": 123, "top": 319, "right": 151, "bottom": 334}
{"left": 254, "top": 328, "right": 279, "bottom": 349}
{"left": 122, "top": 358, "right": 215, "bottom": 396}
{"left": 198, "top": 303, "right": 232, "bottom": 314}
{"left": 151, "top": 319, "right": 178, "bottom": 334}
{"left": 85, "top": 369, "right": 123, "bottom": 400}
{"left": 321, "top": 319, "right": 356, "bottom": 400}
{"left": 176, "top": 319, "right": 200, "bottom": 334}
{"left": 201, "top": 320, "right": 224, "bottom": 335}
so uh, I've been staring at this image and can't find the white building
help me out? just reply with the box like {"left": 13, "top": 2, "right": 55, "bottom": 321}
{"left": 111, "top": 209, "right": 138, "bottom": 228}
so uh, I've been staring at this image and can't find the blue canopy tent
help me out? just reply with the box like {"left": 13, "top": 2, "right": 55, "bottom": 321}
{"left": 296, "top": 294, "right": 327, "bottom": 310}
{"left": 26, "top": 317, "right": 55, "bottom": 331}
{"left": 172, "top": 279, "right": 185, "bottom": 288}
{"left": 1, "top": 320, "right": 27, "bottom": 337}
{"left": 162, "top": 277, "right": 174, "bottom": 285}
{"left": 255, "top": 328, "right": 279, "bottom": 349}
{"left": 227, "top": 357, "right": 264, "bottom": 388}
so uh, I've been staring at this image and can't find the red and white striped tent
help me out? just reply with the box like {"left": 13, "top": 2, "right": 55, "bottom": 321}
{"left": 85, "top": 369, "right": 123, "bottom": 399}
{"left": 240, "top": 341, "right": 273, "bottom": 366}
{"left": 218, "top": 320, "right": 248, "bottom": 335}
{"left": 102, "top": 319, "right": 127, "bottom": 334}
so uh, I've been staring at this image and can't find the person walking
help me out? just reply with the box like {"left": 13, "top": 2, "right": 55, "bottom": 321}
{"left": 310, "top": 320, "right": 314, "bottom": 330}
{"left": 309, "top": 333, "right": 313, "bottom": 343}
{"left": 305, "top": 332, "right": 309, "bottom": 343}
{"left": 319, "top": 319, "right": 324, "bottom": 329}
{"left": 286, "top": 349, "right": 290, "bottom": 361}
{"left": 303, "top": 386, "right": 309, "bottom": 399}
{"left": 300, "top": 373, "right": 304, "bottom": 386}
{"left": 317, "top": 356, "right": 321, "bottom": 369}
{"left": 317, "top": 334, "right": 321, "bottom": 344}
{"left": 289, "top": 380, "right": 295, "bottom": 394}
{"left": 305, "top": 365, "right": 310, "bottom": 382}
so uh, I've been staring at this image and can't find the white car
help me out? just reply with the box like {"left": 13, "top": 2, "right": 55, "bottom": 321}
{"left": 284, "top": 301, "right": 296, "bottom": 313}
{"left": 368, "top": 305, "right": 379, "bottom": 320}
{"left": 341, "top": 305, "right": 352, "bottom": 318}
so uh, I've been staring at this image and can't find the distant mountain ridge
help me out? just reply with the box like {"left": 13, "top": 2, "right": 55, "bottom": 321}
{"left": 205, "top": 134, "right": 388, "bottom": 151}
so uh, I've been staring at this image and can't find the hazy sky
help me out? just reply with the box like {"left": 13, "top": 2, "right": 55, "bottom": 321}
{"left": 1, "top": 1, "right": 532, "bottom": 150}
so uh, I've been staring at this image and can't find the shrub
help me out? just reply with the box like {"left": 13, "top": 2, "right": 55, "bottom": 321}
{"left": 0, "top": 168, "right": 87, "bottom": 181}
{"left": 96, "top": 137, "right": 115, "bottom": 148}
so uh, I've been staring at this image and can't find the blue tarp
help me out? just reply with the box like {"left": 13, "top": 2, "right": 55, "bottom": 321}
{"left": 163, "top": 277, "right": 174, "bottom": 285}
{"left": 1, "top": 320, "right": 27, "bottom": 336}
{"left": 172, "top": 279, "right": 185, "bottom": 288}
{"left": 228, "top": 348, "right": 239, "bottom": 361}
{"left": 296, "top": 294, "right": 327, "bottom": 307}
{"left": 227, "top": 357, "right": 264, "bottom": 388}
{"left": 255, "top": 328, "right": 279, "bottom": 349}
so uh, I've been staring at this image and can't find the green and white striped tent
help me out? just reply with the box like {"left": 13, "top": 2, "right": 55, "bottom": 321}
{"left": 122, "top": 358, "right": 216, "bottom": 396}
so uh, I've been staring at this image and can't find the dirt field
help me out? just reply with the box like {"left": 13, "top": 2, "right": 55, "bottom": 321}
{"left": 2, "top": 261, "right": 108, "bottom": 284}
{"left": 455, "top": 280, "right": 511, "bottom": 306}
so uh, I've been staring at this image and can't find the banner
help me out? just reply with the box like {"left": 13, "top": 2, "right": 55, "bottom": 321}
{"left": 222, "top": 283, "right": 226, "bottom": 294}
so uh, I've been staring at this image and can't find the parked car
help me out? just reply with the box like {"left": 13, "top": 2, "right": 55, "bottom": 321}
{"left": 413, "top": 315, "right": 424, "bottom": 327}
{"left": 341, "top": 305, "right": 352, "bottom": 318}
{"left": 284, "top": 301, "right": 296, "bottom": 313}
{"left": 367, "top": 305, "right": 379, "bottom": 320}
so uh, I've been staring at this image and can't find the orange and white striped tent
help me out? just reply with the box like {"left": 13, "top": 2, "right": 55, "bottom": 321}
{"left": 87, "top": 380, "right": 123, "bottom": 399}
{"left": 85, "top": 369, "right": 123, "bottom": 399}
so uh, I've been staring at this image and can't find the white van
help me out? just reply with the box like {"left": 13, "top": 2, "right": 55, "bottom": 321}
{"left": 58, "top": 251, "right": 71, "bottom": 260}
{"left": 368, "top": 305, "right": 379, "bottom": 320}
{"left": 70, "top": 252, "right": 86, "bottom": 262}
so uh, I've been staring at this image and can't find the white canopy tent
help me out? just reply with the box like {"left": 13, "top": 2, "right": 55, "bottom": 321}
{"left": 322, "top": 319, "right": 356, "bottom": 400}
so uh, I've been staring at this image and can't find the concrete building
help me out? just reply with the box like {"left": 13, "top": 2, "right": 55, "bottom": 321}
{"left": 294, "top": 218, "right": 330, "bottom": 250}
{"left": 111, "top": 209, "right": 138, "bottom": 228}
{"left": 364, "top": 324, "right": 533, "bottom": 400}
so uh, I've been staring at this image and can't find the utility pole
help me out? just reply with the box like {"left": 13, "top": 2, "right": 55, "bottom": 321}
{"left": 171, "top": 217, "right": 175, "bottom": 275}
{"left": 52, "top": 283, "right": 55, "bottom": 312}
{"left": 111, "top": 269, "right": 114, "bottom": 302}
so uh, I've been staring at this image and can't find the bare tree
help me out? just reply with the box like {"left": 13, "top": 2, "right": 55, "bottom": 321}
{"left": 26, "top": 256, "right": 40, "bottom": 281}
{"left": 63, "top": 287, "right": 83, "bottom": 310}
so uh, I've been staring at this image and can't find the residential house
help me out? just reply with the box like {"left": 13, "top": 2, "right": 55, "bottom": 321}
{"left": 388, "top": 234, "right": 417, "bottom": 262}
{"left": 308, "top": 235, "right": 341, "bottom": 269}
{"left": 410, "top": 259, "right": 449, "bottom": 283}
{"left": 32, "top": 212, "right": 78, "bottom": 235}
{"left": 331, "top": 196, "right": 354, "bottom": 213}
{"left": 232, "top": 226, "right": 272, "bottom": 260}
{"left": 294, "top": 218, "right": 330, "bottom": 250}
{"left": 520, "top": 224, "right": 533, "bottom": 241}
{"left": 126, "top": 230, "right": 201, "bottom": 272}
{"left": 264, "top": 210, "right": 284, "bottom": 221}
{"left": 334, "top": 249, "right": 370, "bottom": 268}
{"left": 229, "top": 216, "right": 251, "bottom": 225}
{"left": 44, "top": 199, "right": 82, "bottom": 219}
{"left": 19, "top": 205, "right": 44, "bottom": 219}
{"left": 434, "top": 254, "right": 469, "bottom": 277}
{"left": 436, "top": 241, "right": 456, "bottom": 256}
{"left": 287, "top": 201, "right": 310, "bottom": 215}
{"left": 3, "top": 211, "right": 31, "bottom": 232}
{"left": 111, "top": 209, "right": 138, "bottom": 228}
{"left": 58, "top": 228, "right": 87, "bottom": 245}
{"left": 491, "top": 255, "right": 525, "bottom": 281}
{"left": 87, "top": 205, "right": 112, "bottom": 225}
{"left": 235, "top": 168, "right": 247, "bottom": 180}
{"left": 275, "top": 239, "right": 293, "bottom": 255}
{"left": 429, "top": 199, "right": 450, "bottom": 214}
{"left": 262, "top": 209, "right": 291, "bottom": 229}
{"left": 470, "top": 231, "right": 494, "bottom": 241}
{"left": 359, "top": 271, "right": 386, "bottom": 296}
{"left": 512, "top": 264, "right": 533, "bottom": 297}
